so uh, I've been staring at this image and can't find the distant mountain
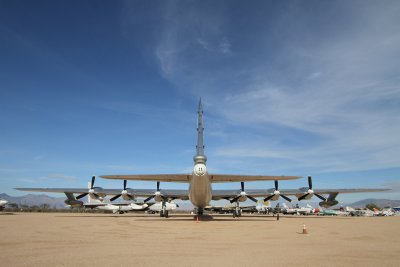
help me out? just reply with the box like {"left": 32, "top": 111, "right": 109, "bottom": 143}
{"left": 348, "top": 198, "right": 400, "bottom": 208}
{"left": 0, "top": 193, "right": 67, "bottom": 209}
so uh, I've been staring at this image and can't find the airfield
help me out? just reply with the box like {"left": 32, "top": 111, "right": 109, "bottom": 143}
{"left": 0, "top": 213, "right": 399, "bottom": 266}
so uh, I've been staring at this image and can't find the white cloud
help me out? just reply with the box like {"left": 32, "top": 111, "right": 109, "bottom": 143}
{"left": 196, "top": 38, "right": 210, "bottom": 50}
{"left": 219, "top": 37, "right": 231, "bottom": 54}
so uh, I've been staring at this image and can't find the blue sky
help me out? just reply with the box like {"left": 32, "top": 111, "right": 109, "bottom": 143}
{"left": 1, "top": 1, "right": 399, "bottom": 203}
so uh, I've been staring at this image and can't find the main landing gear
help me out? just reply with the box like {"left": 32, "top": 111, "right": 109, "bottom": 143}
{"left": 233, "top": 202, "right": 242, "bottom": 218}
{"left": 160, "top": 201, "right": 169, "bottom": 218}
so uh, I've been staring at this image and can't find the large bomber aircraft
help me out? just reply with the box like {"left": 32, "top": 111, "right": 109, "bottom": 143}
{"left": 16, "top": 99, "right": 388, "bottom": 218}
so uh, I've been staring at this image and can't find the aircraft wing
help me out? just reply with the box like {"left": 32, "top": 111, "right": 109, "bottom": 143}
{"left": 15, "top": 188, "right": 190, "bottom": 200}
{"left": 209, "top": 174, "right": 301, "bottom": 182}
{"left": 100, "top": 174, "right": 301, "bottom": 182}
{"left": 301, "top": 188, "right": 390, "bottom": 195}
{"left": 15, "top": 188, "right": 98, "bottom": 194}
{"left": 211, "top": 188, "right": 389, "bottom": 200}
{"left": 100, "top": 174, "right": 191, "bottom": 182}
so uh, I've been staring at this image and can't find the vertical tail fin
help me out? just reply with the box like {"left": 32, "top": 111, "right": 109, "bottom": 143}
{"left": 196, "top": 98, "right": 204, "bottom": 156}
{"left": 194, "top": 98, "right": 207, "bottom": 163}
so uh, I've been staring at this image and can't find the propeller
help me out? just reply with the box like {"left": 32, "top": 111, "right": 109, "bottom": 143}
{"left": 110, "top": 180, "right": 134, "bottom": 202}
{"left": 230, "top": 182, "right": 258, "bottom": 203}
{"left": 264, "top": 180, "right": 292, "bottom": 202}
{"left": 76, "top": 176, "right": 99, "bottom": 199}
{"left": 298, "top": 176, "right": 326, "bottom": 201}
{"left": 143, "top": 181, "right": 165, "bottom": 203}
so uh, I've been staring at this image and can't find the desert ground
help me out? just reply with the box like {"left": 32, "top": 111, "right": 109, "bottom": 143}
{"left": 0, "top": 212, "right": 399, "bottom": 267}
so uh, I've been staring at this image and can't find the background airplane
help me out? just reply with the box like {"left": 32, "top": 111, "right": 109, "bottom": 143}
{"left": 0, "top": 198, "right": 8, "bottom": 211}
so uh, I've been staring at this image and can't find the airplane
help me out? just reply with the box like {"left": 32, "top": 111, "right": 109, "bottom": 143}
{"left": 281, "top": 203, "right": 317, "bottom": 215}
{"left": 16, "top": 99, "right": 389, "bottom": 219}
{"left": 0, "top": 198, "right": 8, "bottom": 211}
{"left": 372, "top": 208, "right": 395, "bottom": 216}
{"left": 255, "top": 200, "right": 272, "bottom": 214}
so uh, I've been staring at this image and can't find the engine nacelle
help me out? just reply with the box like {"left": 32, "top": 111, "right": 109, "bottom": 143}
{"left": 319, "top": 200, "right": 339, "bottom": 208}
{"left": 64, "top": 199, "right": 83, "bottom": 207}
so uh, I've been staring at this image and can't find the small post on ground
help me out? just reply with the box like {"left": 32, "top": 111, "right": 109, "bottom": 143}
{"left": 302, "top": 224, "right": 308, "bottom": 234}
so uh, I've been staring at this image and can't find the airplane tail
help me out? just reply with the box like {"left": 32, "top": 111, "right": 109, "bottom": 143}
{"left": 194, "top": 98, "right": 207, "bottom": 163}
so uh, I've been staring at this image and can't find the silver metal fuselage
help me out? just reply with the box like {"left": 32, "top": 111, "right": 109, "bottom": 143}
{"left": 188, "top": 172, "right": 212, "bottom": 209}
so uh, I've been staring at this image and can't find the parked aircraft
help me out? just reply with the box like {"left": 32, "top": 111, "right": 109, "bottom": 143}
{"left": 281, "top": 203, "right": 316, "bottom": 215}
{"left": 16, "top": 99, "right": 389, "bottom": 219}
{"left": 255, "top": 200, "right": 272, "bottom": 214}
{"left": 63, "top": 183, "right": 178, "bottom": 216}
{"left": 0, "top": 198, "right": 8, "bottom": 210}
{"left": 373, "top": 208, "right": 395, "bottom": 216}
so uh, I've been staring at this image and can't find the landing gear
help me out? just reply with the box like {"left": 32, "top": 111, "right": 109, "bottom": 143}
{"left": 160, "top": 201, "right": 169, "bottom": 218}
{"left": 194, "top": 208, "right": 204, "bottom": 216}
{"left": 233, "top": 203, "right": 241, "bottom": 218}
{"left": 160, "top": 210, "right": 169, "bottom": 218}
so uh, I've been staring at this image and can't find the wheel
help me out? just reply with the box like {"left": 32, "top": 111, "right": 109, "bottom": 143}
{"left": 165, "top": 211, "right": 169, "bottom": 218}
{"left": 160, "top": 210, "right": 164, "bottom": 217}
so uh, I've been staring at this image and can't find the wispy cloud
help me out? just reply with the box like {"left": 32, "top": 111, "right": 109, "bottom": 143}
{"left": 153, "top": 2, "right": 400, "bottom": 174}
{"left": 219, "top": 37, "right": 231, "bottom": 54}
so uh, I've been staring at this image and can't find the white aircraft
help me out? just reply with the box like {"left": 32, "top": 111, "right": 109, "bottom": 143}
{"left": 81, "top": 200, "right": 178, "bottom": 216}
{"left": 281, "top": 203, "right": 316, "bottom": 215}
{"left": 64, "top": 183, "right": 178, "bottom": 215}
{"left": 373, "top": 208, "right": 395, "bottom": 216}
{"left": 16, "top": 99, "right": 389, "bottom": 218}
{"left": 0, "top": 198, "right": 8, "bottom": 210}
{"left": 146, "top": 202, "right": 178, "bottom": 215}
{"left": 255, "top": 200, "right": 272, "bottom": 214}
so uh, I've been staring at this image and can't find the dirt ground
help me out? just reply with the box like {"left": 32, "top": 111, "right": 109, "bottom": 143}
{"left": 0, "top": 212, "right": 399, "bottom": 267}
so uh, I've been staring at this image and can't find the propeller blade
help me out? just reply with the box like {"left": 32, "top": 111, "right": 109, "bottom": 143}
{"left": 123, "top": 180, "right": 127, "bottom": 190}
{"left": 76, "top": 193, "right": 88, "bottom": 199}
{"left": 230, "top": 195, "right": 241, "bottom": 203}
{"left": 264, "top": 195, "right": 274, "bottom": 202}
{"left": 144, "top": 195, "right": 155, "bottom": 203}
{"left": 274, "top": 180, "right": 278, "bottom": 191}
{"left": 248, "top": 195, "right": 258, "bottom": 203}
{"left": 157, "top": 181, "right": 160, "bottom": 191}
{"left": 298, "top": 193, "right": 309, "bottom": 201}
{"left": 280, "top": 194, "right": 292, "bottom": 202}
{"left": 308, "top": 176, "right": 312, "bottom": 189}
{"left": 110, "top": 194, "right": 121, "bottom": 201}
{"left": 315, "top": 193, "right": 326, "bottom": 201}
{"left": 92, "top": 193, "right": 100, "bottom": 199}
{"left": 91, "top": 176, "right": 96, "bottom": 189}
{"left": 241, "top": 182, "right": 244, "bottom": 192}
